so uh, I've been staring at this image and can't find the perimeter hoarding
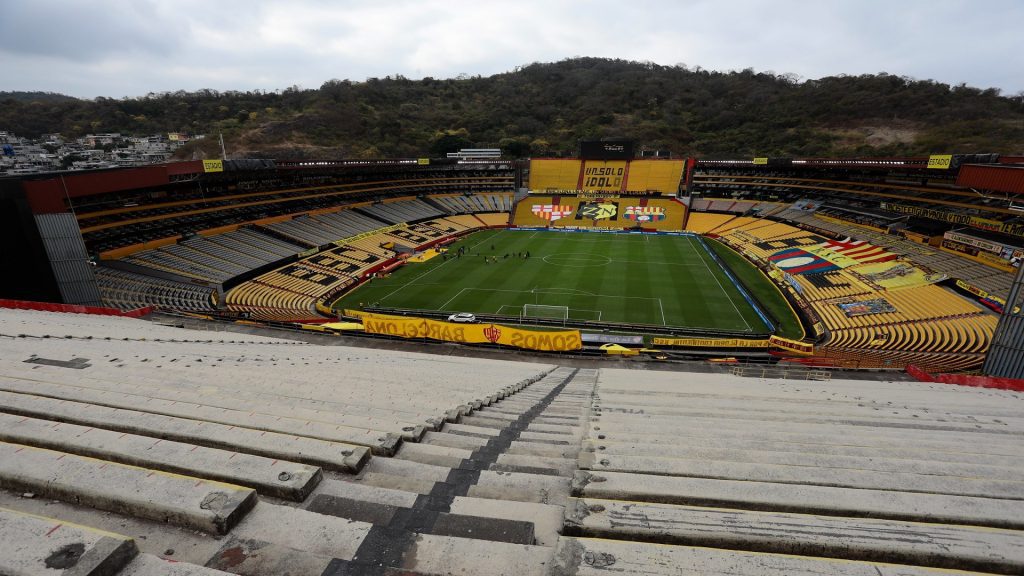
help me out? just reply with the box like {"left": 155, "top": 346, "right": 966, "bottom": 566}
{"left": 347, "top": 310, "right": 582, "bottom": 351}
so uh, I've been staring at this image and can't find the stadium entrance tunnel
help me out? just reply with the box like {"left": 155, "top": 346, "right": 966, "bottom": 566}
{"left": 542, "top": 253, "right": 613, "bottom": 268}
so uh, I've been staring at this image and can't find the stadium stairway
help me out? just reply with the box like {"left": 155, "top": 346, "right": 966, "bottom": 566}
{"left": 3, "top": 310, "right": 1024, "bottom": 575}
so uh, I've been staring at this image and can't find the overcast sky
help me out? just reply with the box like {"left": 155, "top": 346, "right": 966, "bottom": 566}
{"left": 1, "top": 0, "right": 1021, "bottom": 99}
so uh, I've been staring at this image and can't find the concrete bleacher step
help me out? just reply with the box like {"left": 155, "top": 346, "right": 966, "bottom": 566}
{"left": 571, "top": 470, "right": 1024, "bottom": 530}
{"left": 0, "top": 441, "right": 255, "bottom": 535}
{"left": 533, "top": 414, "right": 582, "bottom": 425}
{"left": 354, "top": 472, "right": 438, "bottom": 495}
{"left": 0, "top": 412, "right": 320, "bottom": 500}
{"left": 527, "top": 420, "right": 583, "bottom": 433}
{"left": 467, "top": 470, "right": 571, "bottom": 506}
{"left": 0, "top": 380, "right": 401, "bottom": 455}
{"left": 312, "top": 477, "right": 420, "bottom": 508}
{"left": 565, "top": 497, "right": 1024, "bottom": 574}
{"left": 361, "top": 533, "right": 552, "bottom": 576}
{"left": 589, "top": 414, "right": 1024, "bottom": 453}
{"left": 0, "top": 506, "right": 139, "bottom": 576}
{"left": 305, "top": 494, "right": 536, "bottom": 545}
{"left": 0, "top": 389, "right": 370, "bottom": 472}
{"left": 420, "top": 430, "right": 490, "bottom": 450}
{"left": 550, "top": 536, "right": 997, "bottom": 576}
{"left": 449, "top": 496, "right": 564, "bottom": 547}
{"left": 205, "top": 537, "right": 337, "bottom": 576}
{"left": 459, "top": 415, "right": 513, "bottom": 429}
{"left": 581, "top": 435, "right": 1023, "bottom": 467}
{"left": 592, "top": 426, "right": 1024, "bottom": 461}
{"left": 363, "top": 455, "right": 452, "bottom": 483}
{"left": 442, "top": 422, "right": 502, "bottom": 438}
{"left": 506, "top": 440, "right": 578, "bottom": 458}
{"left": 582, "top": 439, "right": 1022, "bottom": 480}
{"left": 516, "top": 431, "right": 574, "bottom": 444}
{"left": 221, "top": 502, "right": 372, "bottom": 562}
{"left": 494, "top": 453, "right": 576, "bottom": 476}
{"left": 469, "top": 409, "right": 520, "bottom": 421}
{"left": 395, "top": 441, "right": 473, "bottom": 468}
{"left": 578, "top": 451, "right": 1024, "bottom": 500}
{"left": 120, "top": 554, "right": 233, "bottom": 576}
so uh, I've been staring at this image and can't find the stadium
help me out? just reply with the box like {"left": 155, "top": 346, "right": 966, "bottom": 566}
{"left": 2, "top": 143, "right": 1024, "bottom": 574}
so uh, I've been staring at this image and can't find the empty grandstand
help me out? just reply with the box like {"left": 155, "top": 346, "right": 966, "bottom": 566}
{"left": 3, "top": 150, "right": 1024, "bottom": 575}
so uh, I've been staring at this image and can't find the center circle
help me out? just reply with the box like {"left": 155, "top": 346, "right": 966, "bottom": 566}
{"left": 542, "top": 253, "right": 613, "bottom": 268}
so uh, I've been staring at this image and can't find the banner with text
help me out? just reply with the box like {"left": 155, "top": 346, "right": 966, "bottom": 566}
{"left": 348, "top": 311, "right": 582, "bottom": 351}
{"left": 881, "top": 202, "right": 1024, "bottom": 239}
{"left": 768, "top": 335, "right": 815, "bottom": 356}
{"left": 652, "top": 337, "right": 769, "bottom": 348}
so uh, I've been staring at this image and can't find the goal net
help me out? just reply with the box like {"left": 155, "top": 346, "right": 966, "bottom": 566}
{"left": 521, "top": 304, "right": 570, "bottom": 323}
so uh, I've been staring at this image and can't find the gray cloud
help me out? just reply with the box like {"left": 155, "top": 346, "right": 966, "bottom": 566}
{"left": 0, "top": 0, "right": 1020, "bottom": 98}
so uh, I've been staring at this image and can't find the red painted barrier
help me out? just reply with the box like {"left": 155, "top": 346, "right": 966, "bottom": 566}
{"left": 905, "top": 365, "right": 1024, "bottom": 392}
{"left": 0, "top": 298, "right": 154, "bottom": 318}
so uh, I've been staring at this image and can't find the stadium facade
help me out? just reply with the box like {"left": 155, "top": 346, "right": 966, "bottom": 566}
{"left": 2, "top": 150, "right": 1024, "bottom": 377}
{"left": 2, "top": 147, "right": 1024, "bottom": 574}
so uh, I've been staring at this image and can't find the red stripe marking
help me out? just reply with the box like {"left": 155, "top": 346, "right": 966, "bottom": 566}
{"left": 190, "top": 445, "right": 199, "bottom": 452}
{"left": 55, "top": 454, "right": 65, "bottom": 460}
{"left": 147, "top": 471, "right": 156, "bottom": 477}
{"left": 14, "top": 447, "right": 25, "bottom": 453}
{"left": 45, "top": 524, "right": 63, "bottom": 537}
{"left": 195, "top": 480, "right": 204, "bottom": 487}
{"left": 270, "top": 459, "right": 278, "bottom": 467}
{"left": 788, "top": 261, "right": 837, "bottom": 274}
{"left": 17, "top": 417, "right": 29, "bottom": 423}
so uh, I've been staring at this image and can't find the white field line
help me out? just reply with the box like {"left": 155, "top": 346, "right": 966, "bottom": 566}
{"left": 687, "top": 235, "right": 752, "bottom": 332}
{"left": 438, "top": 287, "right": 469, "bottom": 311}
{"left": 461, "top": 287, "right": 661, "bottom": 301}
{"left": 379, "top": 229, "right": 502, "bottom": 305}
{"left": 609, "top": 259, "right": 705, "bottom": 267}
{"left": 657, "top": 298, "right": 667, "bottom": 326}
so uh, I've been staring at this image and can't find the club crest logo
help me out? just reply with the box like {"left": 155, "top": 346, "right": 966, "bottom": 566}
{"left": 623, "top": 206, "right": 666, "bottom": 222}
{"left": 483, "top": 324, "right": 501, "bottom": 343}
{"left": 576, "top": 202, "right": 618, "bottom": 220}
{"left": 531, "top": 204, "right": 574, "bottom": 222}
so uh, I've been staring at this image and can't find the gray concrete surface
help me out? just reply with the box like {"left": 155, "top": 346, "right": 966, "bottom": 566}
{"left": 0, "top": 442, "right": 255, "bottom": 535}
{"left": 565, "top": 497, "right": 1024, "bottom": 574}
{"left": 0, "top": 412, "right": 320, "bottom": 500}
{"left": 0, "top": 389, "right": 369, "bottom": 472}
{"left": 0, "top": 506, "right": 138, "bottom": 576}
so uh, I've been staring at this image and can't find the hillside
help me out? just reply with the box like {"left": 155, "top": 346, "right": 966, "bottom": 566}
{"left": 2, "top": 58, "right": 1022, "bottom": 159}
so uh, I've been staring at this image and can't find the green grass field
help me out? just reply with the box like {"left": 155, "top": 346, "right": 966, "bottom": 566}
{"left": 334, "top": 229, "right": 802, "bottom": 337}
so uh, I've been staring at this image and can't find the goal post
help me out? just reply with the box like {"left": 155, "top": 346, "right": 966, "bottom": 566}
{"left": 521, "top": 304, "right": 569, "bottom": 325}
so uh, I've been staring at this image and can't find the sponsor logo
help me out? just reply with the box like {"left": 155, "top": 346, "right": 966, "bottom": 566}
{"left": 202, "top": 159, "right": 223, "bottom": 173}
{"left": 927, "top": 154, "right": 952, "bottom": 169}
{"left": 531, "top": 204, "right": 574, "bottom": 221}
{"left": 483, "top": 324, "right": 501, "bottom": 343}
{"left": 577, "top": 202, "right": 618, "bottom": 220}
{"left": 623, "top": 206, "right": 666, "bottom": 222}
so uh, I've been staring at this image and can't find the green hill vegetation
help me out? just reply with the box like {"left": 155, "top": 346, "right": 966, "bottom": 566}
{"left": 2, "top": 58, "right": 1022, "bottom": 159}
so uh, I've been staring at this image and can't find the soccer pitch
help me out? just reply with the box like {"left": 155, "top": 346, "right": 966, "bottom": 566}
{"left": 334, "top": 229, "right": 798, "bottom": 335}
